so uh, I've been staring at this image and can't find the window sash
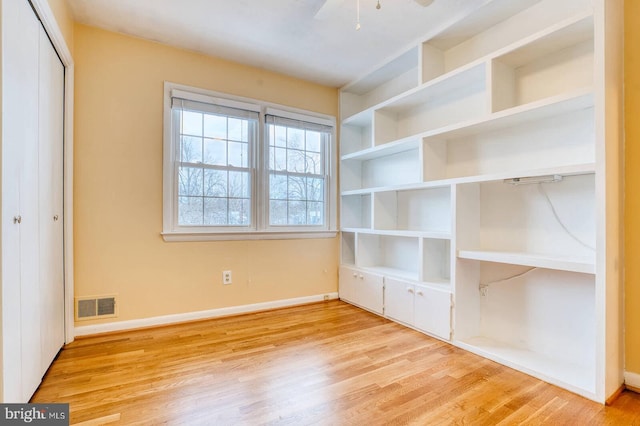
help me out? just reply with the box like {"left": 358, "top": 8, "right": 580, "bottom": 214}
{"left": 265, "top": 115, "right": 331, "bottom": 228}
{"left": 172, "top": 100, "right": 258, "bottom": 229}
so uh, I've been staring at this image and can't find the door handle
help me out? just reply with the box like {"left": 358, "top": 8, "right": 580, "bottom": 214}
{"left": 53, "top": 214, "right": 59, "bottom": 221}
{"left": 13, "top": 215, "right": 22, "bottom": 224}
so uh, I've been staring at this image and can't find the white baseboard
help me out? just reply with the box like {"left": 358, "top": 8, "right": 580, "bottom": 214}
{"left": 625, "top": 371, "right": 640, "bottom": 390}
{"left": 74, "top": 292, "right": 339, "bottom": 337}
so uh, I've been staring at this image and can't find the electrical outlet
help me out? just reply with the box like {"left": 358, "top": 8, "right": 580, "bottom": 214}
{"left": 222, "top": 270, "right": 232, "bottom": 285}
{"left": 323, "top": 294, "right": 329, "bottom": 301}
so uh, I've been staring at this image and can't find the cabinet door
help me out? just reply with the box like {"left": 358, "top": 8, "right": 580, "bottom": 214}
{"left": 356, "top": 270, "right": 384, "bottom": 315}
{"left": 338, "top": 266, "right": 359, "bottom": 304}
{"left": 414, "top": 286, "right": 452, "bottom": 340}
{"left": 384, "top": 277, "right": 415, "bottom": 325}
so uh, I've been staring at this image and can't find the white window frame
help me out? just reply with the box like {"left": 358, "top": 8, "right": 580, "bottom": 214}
{"left": 162, "top": 82, "right": 337, "bottom": 241}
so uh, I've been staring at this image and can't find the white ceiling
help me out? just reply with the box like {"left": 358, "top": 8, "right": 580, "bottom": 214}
{"left": 66, "top": 0, "right": 486, "bottom": 88}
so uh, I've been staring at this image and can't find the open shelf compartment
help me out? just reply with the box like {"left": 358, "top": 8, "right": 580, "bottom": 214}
{"left": 374, "top": 186, "right": 451, "bottom": 234}
{"left": 356, "top": 234, "right": 420, "bottom": 282}
{"left": 490, "top": 15, "right": 594, "bottom": 112}
{"left": 454, "top": 259, "right": 596, "bottom": 396}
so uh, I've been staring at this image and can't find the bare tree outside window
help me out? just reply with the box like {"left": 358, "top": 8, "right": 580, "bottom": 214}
{"left": 267, "top": 117, "right": 329, "bottom": 227}
{"left": 176, "top": 108, "right": 254, "bottom": 227}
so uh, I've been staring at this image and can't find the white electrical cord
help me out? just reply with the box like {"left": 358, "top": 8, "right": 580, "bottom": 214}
{"left": 480, "top": 267, "right": 537, "bottom": 289}
{"left": 537, "top": 183, "right": 596, "bottom": 252}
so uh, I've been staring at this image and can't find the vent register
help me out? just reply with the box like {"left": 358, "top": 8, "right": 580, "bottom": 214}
{"left": 76, "top": 296, "right": 117, "bottom": 320}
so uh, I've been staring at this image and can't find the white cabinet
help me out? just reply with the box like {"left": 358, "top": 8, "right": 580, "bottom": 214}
{"left": 383, "top": 278, "right": 414, "bottom": 325}
{"left": 1, "top": 0, "right": 66, "bottom": 402}
{"left": 338, "top": 266, "right": 383, "bottom": 315}
{"left": 385, "top": 278, "right": 452, "bottom": 340}
{"left": 414, "top": 286, "right": 452, "bottom": 341}
{"left": 338, "top": 0, "right": 622, "bottom": 403}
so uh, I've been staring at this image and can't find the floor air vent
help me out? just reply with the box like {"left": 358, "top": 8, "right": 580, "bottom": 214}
{"left": 76, "top": 295, "right": 117, "bottom": 320}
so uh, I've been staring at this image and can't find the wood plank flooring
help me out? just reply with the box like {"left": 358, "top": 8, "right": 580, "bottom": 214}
{"left": 32, "top": 301, "right": 640, "bottom": 425}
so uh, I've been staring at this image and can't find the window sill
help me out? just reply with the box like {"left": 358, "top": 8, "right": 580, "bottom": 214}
{"left": 161, "top": 230, "right": 338, "bottom": 242}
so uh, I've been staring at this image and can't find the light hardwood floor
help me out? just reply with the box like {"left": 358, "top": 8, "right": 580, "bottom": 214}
{"left": 33, "top": 301, "right": 640, "bottom": 425}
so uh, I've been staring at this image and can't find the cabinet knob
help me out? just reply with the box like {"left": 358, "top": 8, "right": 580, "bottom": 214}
{"left": 352, "top": 273, "right": 358, "bottom": 278}
{"left": 53, "top": 214, "right": 59, "bottom": 221}
{"left": 359, "top": 274, "right": 364, "bottom": 279}
{"left": 407, "top": 288, "right": 414, "bottom": 293}
{"left": 417, "top": 291, "right": 424, "bottom": 296}
{"left": 13, "top": 215, "right": 22, "bottom": 224}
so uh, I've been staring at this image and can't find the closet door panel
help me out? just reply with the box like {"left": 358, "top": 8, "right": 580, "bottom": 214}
{"left": 0, "top": 0, "right": 29, "bottom": 399}
{"left": 11, "top": 0, "right": 43, "bottom": 402}
{"left": 38, "top": 27, "right": 66, "bottom": 375}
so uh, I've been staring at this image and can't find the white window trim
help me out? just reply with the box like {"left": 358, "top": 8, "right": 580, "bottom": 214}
{"left": 162, "top": 82, "right": 338, "bottom": 242}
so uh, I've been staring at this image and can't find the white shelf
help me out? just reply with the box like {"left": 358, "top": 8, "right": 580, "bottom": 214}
{"left": 455, "top": 336, "right": 595, "bottom": 398}
{"left": 341, "top": 137, "right": 420, "bottom": 162}
{"left": 421, "top": 88, "right": 593, "bottom": 142}
{"left": 362, "top": 266, "right": 419, "bottom": 282}
{"left": 342, "top": 60, "right": 486, "bottom": 124}
{"left": 342, "top": 109, "right": 373, "bottom": 127}
{"left": 342, "top": 88, "right": 593, "bottom": 163}
{"left": 457, "top": 250, "right": 595, "bottom": 274}
{"left": 343, "top": 47, "right": 419, "bottom": 96}
{"left": 341, "top": 227, "right": 450, "bottom": 240}
{"left": 378, "top": 62, "right": 486, "bottom": 115}
{"left": 341, "top": 162, "right": 595, "bottom": 196}
{"left": 490, "top": 12, "right": 594, "bottom": 69}
{"left": 356, "top": 266, "right": 452, "bottom": 289}
{"left": 341, "top": 12, "right": 593, "bottom": 122}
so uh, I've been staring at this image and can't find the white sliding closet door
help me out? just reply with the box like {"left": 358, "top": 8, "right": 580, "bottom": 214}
{"left": 38, "top": 26, "right": 66, "bottom": 376}
{"left": 1, "top": 0, "right": 65, "bottom": 402}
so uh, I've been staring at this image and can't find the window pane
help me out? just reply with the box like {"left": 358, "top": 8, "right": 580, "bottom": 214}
{"left": 287, "top": 175, "right": 306, "bottom": 200}
{"left": 270, "top": 200, "right": 287, "bottom": 225}
{"left": 274, "top": 125, "right": 287, "bottom": 147}
{"left": 203, "top": 139, "right": 226, "bottom": 166}
{"left": 228, "top": 118, "right": 244, "bottom": 141}
{"left": 178, "top": 167, "right": 203, "bottom": 196}
{"left": 305, "top": 152, "right": 322, "bottom": 174}
{"left": 204, "top": 197, "right": 227, "bottom": 225}
{"left": 287, "top": 149, "right": 306, "bottom": 173}
{"left": 228, "top": 141, "right": 248, "bottom": 168}
{"left": 182, "top": 111, "right": 202, "bottom": 136}
{"left": 204, "top": 169, "right": 227, "bottom": 197}
{"left": 306, "top": 131, "right": 322, "bottom": 152}
{"left": 273, "top": 147, "right": 287, "bottom": 171}
{"left": 307, "top": 202, "right": 323, "bottom": 225}
{"left": 179, "top": 196, "right": 203, "bottom": 225}
{"left": 229, "top": 171, "right": 250, "bottom": 198}
{"left": 229, "top": 199, "right": 250, "bottom": 225}
{"left": 203, "top": 114, "right": 227, "bottom": 139}
{"left": 307, "top": 178, "right": 324, "bottom": 201}
{"left": 288, "top": 201, "right": 306, "bottom": 225}
{"left": 181, "top": 136, "right": 202, "bottom": 163}
{"left": 287, "top": 127, "right": 304, "bottom": 149}
{"left": 270, "top": 173, "right": 287, "bottom": 200}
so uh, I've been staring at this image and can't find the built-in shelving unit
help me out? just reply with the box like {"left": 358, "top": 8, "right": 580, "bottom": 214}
{"left": 338, "top": 0, "right": 622, "bottom": 404}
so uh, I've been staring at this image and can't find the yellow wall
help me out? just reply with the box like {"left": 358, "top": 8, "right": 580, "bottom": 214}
{"left": 73, "top": 24, "right": 339, "bottom": 325}
{"left": 625, "top": 0, "right": 640, "bottom": 374}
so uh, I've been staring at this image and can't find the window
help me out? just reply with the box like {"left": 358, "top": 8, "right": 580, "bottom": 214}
{"left": 163, "top": 83, "right": 336, "bottom": 241}
{"left": 266, "top": 114, "right": 331, "bottom": 227}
